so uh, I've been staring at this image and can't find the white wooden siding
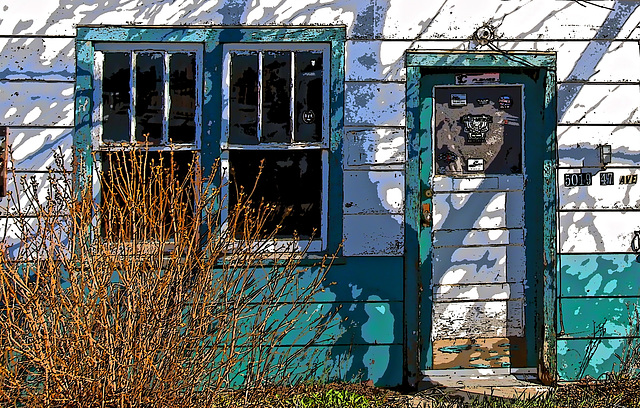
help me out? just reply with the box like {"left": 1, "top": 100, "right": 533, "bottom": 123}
{"left": 343, "top": 214, "right": 403, "bottom": 256}
{"left": 558, "top": 84, "right": 640, "bottom": 124}
{"left": 343, "top": 128, "right": 405, "bottom": 168}
{"left": 558, "top": 125, "right": 640, "bottom": 168}
{"left": 560, "top": 211, "right": 640, "bottom": 254}
{"left": 0, "top": 82, "right": 74, "bottom": 126}
{"left": 343, "top": 170, "right": 404, "bottom": 215}
{"left": 0, "top": 0, "right": 638, "bottom": 258}
{"left": 0, "top": 38, "right": 75, "bottom": 81}
{"left": 9, "top": 128, "right": 73, "bottom": 172}
{"left": 379, "top": 1, "right": 640, "bottom": 40}
{"left": 345, "top": 82, "right": 406, "bottom": 127}
{"left": 0, "top": 172, "right": 69, "bottom": 216}
{"left": 560, "top": 168, "right": 640, "bottom": 210}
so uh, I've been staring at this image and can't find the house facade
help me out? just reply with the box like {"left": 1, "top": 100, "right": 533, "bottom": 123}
{"left": 1, "top": 0, "right": 640, "bottom": 387}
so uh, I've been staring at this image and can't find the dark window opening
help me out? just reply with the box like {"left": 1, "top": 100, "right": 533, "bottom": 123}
{"left": 102, "top": 52, "right": 131, "bottom": 143}
{"left": 228, "top": 50, "right": 324, "bottom": 144}
{"left": 169, "top": 52, "right": 197, "bottom": 143}
{"left": 135, "top": 52, "right": 164, "bottom": 144}
{"left": 228, "top": 150, "right": 321, "bottom": 239}
{"left": 262, "top": 52, "right": 291, "bottom": 143}
{"left": 101, "top": 50, "right": 198, "bottom": 145}
{"left": 295, "top": 51, "right": 323, "bottom": 143}
{"left": 229, "top": 53, "right": 259, "bottom": 144}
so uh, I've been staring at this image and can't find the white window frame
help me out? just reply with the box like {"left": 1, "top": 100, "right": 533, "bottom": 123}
{"left": 220, "top": 43, "right": 330, "bottom": 252}
{"left": 91, "top": 43, "right": 203, "bottom": 247}
{"left": 92, "top": 42, "right": 203, "bottom": 151}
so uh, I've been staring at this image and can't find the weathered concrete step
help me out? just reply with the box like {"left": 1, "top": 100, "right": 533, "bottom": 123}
{"left": 419, "top": 374, "right": 552, "bottom": 402}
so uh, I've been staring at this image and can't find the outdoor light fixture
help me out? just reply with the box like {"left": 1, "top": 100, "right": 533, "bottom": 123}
{"left": 600, "top": 144, "right": 612, "bottom": 166}
{"left": 473, "top": 24, "right": 496, "bottom": 46}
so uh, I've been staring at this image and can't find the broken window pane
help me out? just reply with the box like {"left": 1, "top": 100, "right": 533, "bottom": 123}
{"left": 295, "top": 52, "right": 323, "bottom": 143}
{"left": 262, "top": 52, "right": 291, "bottom": 143}
{"left": 102, "top": 52, "right": 131, "bottom": 143}
{"left": 229, "top": 150, "right": 321, "bottom": 238}
{"left": 169, "top": 52, "right": 196, "bottom": 143}
{"left": 229, "top": 53, "right": 259, "bottom": 144}
{"left": 135, "top": 52, "right": 164, "bottom": 145}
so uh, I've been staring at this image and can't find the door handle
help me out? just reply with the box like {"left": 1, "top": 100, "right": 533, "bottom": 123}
{"left": 421, "top": 203, "right": 432, "bottom": 228}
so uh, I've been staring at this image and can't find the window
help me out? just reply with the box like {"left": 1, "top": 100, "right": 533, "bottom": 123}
{"left": 76, "top": 27, "right": 345, "bottom": 254}
{"left": 92, "top": 43, "right": 203, "bottom": 243}
{"left": 221, "top": 44, "right": 330, "bottom": 251}
{"left": 93, "top": 43, "right": 202, "bottom": 147}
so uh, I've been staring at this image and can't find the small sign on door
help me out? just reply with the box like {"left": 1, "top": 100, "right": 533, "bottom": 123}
{"left": 455, "top": 73, "right": 500, "bottom": 85}
{"left": 450, "top": 93, "right": 467, "bottom": 107}
{"left": 467, "top": 158, "right": 484, "bottom": 172}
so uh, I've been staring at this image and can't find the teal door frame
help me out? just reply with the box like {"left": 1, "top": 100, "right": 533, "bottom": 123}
{"left": 404, "top": 51, "right": 558, "bottom": 385}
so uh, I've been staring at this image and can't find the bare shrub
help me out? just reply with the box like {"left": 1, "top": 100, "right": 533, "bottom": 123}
{"left": 0, "top": 148, "right": 338, "bottom": 407}
{"left": 612, "top": 303, "right": 640, "bottom": 381}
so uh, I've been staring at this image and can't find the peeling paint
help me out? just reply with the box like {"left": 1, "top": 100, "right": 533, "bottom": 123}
{"left": 1, "top": 0, "right": 639, "bottom": 387}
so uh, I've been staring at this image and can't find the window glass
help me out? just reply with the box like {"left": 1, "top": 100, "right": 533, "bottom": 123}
{"left": 295, "top": 52, "right": 323, "bottom": 143}
{"left": 169, "top": 52, "right": 197, "bottom": 143}
{"left": 102, "top": 52, "right": 130, "bottom": 143}
{"left": 229, "top": 53, "right": 259, "bottom": 144}
{"left": 262, "top": 52, "right": 291, "bottom": 143}
{"left": 223, "top": 44, "right": 329, "bottom": 247}
{"left": 100, "top": 150, "right": 196, "bottom": 242}
{"left": 94, "top": 45, "right": 201, "bottom": 247}
{"left": 135, "top": 52, "right": 164, "bottom": 144}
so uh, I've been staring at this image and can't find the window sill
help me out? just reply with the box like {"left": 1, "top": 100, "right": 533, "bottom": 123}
{"left": 214, "top": 253, "right": 346, "bottom": 267}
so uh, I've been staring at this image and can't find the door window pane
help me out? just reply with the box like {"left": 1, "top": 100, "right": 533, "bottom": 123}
{"left": 434, "top": 85, "right": 523, "bottom": 175}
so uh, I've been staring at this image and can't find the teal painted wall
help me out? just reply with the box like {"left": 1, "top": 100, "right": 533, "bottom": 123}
{"left": 221, "top": 257, "right": 406, "bottom": 386}
{"left": 270, "top": 257, "right": 405, "bottom": 385}
{"left": 558, "top": 254, "right": 640, "bottom": 381}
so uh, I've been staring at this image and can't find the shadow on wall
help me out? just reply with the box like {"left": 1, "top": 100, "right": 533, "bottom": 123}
{"left": 2, "top": 0, "right": 640, "bottom": 386}
{"left": 557, "top": 1, "right": 640, "bottom": 122}
{"left": 0, "top": 0, "right": 403, "bottom": 387}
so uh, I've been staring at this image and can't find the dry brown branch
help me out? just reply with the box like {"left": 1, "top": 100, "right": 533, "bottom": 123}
{"left": 0, "top": 148, "right": 338, "bottom": 407}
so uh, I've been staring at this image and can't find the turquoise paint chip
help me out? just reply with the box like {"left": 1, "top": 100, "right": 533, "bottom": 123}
{"left": 438, "top": 345, "right": 472, "bottom": 354}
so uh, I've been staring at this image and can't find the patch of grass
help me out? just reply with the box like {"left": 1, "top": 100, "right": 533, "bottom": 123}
{"left": 554, "top": 378, "right": 640, "bottom": 408}
{"left": 207, "top": 378, "right": 640, "bottom": 408}
{"left": 465, "top": 392, "right": 556, "bottom": 408}
{"left": 291, "top": 388, "right": 372, "bottom": 408}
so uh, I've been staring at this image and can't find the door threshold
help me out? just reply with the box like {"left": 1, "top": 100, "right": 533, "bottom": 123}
{"left": 419, "top": 368, "right": 549, "bottom": 399}
{"left": 421, "top": 368, "right": 539, "bottom": 384}
{"left": 422, "top": 367, "right": 536, "bottom": 378}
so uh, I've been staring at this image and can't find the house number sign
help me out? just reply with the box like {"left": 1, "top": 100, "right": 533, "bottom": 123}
{"left": 564, "top": 172, "right": 592, "bottom": 187}
{"left": 600, "top": 172, "right": 614, "bottom": 185}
